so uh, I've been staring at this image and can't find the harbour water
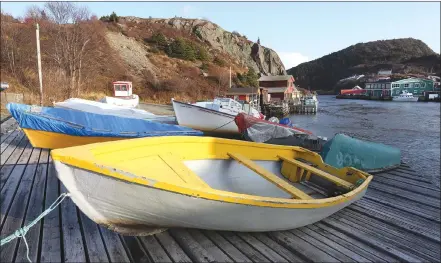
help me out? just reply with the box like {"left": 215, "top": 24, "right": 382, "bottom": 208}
{"left": 290, "top": 95, "right": 440, "bottom": 187}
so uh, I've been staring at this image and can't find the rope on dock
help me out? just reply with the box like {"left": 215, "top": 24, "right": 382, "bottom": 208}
{"left": 0, "top": 193, "right": 71, "bottom": 263}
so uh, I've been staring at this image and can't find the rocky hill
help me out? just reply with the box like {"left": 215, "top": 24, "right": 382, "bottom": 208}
{"left": 287, "top": 38, "right": 440, "bottom": 93}
{"left": 0, "top": 9, "right": 286, "bottom": 105}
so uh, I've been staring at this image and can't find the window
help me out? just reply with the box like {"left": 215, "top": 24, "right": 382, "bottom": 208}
{"left": 404, "top": 84, "right": 409, "bottom": 87}
{"left": 414, "top": 84, "right": 420, "bottom": 88}
{"left": 381, "top": 84, "right": 385, "bottom": 89}
{"left": 121, "top": 85, "right": 127, "bottom": 91}
{"left": 366, "top": 84, "right": 371, "bottom": 89}
{"left": 115, "top": 85, "right": 121, "bottom": 91}
{"left": 421, "top": 83, "right": 426, "bottom": 88}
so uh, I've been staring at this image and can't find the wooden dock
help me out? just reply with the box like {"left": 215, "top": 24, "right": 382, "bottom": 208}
{"left": 1, "top": 119, "right": 440, "bottom": 263}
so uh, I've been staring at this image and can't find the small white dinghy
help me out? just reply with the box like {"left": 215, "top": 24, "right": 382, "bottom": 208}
{"left": 172, "top": 98, "right": 263, "bottom": 134}
{"left": 51, "top": 136, "right": 372, "bottom": 235}
{"left": 100, "top": 81, "right": 139, "bottom": 108}
{"left": 54, "top": 98, "right": 177, "bottom": 124}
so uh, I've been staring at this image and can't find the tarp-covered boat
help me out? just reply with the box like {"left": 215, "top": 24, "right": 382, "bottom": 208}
{"left": 7, "top": 103, "right": 202, "bottom": 149}
{"left": 320, "top": 133, "right": 401, "bottom": 172}
{"left": 235, "top": 113, "right": 326, "bottom": 152}
{"left": 55, "top": 98, "right": 177, "bottom": 124}
{"left": 51, "top": 136, "right": 372, "bottom": 234}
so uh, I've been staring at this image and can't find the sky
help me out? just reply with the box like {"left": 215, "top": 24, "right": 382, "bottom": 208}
{"left": 1, "top": 1, "right": 440, "bottom": 69}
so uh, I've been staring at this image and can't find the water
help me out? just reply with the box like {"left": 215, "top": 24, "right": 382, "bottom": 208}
{"left": 289, "top": 95, "right": 440, "bottom": 187}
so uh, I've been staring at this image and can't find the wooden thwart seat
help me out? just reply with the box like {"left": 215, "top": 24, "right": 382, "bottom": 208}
{"left": 227, "top": 153, "right": 312, "bottom": 200}
{"left": 277, "top": 155, "right": 354, "bottom": 189}
{"left": 159, "top": 153, "right": 210, "bottom": 188}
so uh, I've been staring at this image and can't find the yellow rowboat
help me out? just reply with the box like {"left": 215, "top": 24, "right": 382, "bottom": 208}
{"left": 51, "top": 136, "right": 372, "bottom": 234}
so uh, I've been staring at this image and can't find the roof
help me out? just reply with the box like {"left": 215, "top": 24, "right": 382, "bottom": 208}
{"left": 113, "top": 81, "right": 132, "bottom": 84}
{"left": 258, "top": 75, "right": 294, "bottom": 82}
{"left": 392, "top": 78, "right": 433, "bottom": 84}
{"left": 225, "top": 87, "right": 260, "bottom": 95}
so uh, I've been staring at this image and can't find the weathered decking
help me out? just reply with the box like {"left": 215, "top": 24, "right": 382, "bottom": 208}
{"left": 1, "top": 119, "right": 440, "bottom": 263}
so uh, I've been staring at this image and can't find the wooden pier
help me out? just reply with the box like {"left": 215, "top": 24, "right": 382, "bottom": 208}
{"left": 1, "top": 118, "right": 440, "bottom": 262}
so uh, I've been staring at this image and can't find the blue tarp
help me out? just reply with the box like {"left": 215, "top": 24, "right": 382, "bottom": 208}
{"left": 320, "top": 133, "right": 401, "bottom": 171}
{"left": 7, "top": 103, "right": 203, "bottom": 138}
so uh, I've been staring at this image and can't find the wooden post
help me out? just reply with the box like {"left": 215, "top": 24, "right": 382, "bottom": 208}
{"left": 36, "top": 23, "right": 43, "bottom": 105}
{"left": 229, "top": 66, "right": 231, "bottom": 89}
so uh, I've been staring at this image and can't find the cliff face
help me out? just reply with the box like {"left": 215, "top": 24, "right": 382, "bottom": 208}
{"left": 286, "top": 38, "right": 439, "bottom": 92}
{"left": 121, "top": 17, "right": 286, "bottom": 76}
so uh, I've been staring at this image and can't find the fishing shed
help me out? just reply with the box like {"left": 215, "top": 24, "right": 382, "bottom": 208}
{"left": 112, "top": 81, "right": 133, "bottom": 97}
{"left": 258, "top": 75, "right": 300, "bottom": 102}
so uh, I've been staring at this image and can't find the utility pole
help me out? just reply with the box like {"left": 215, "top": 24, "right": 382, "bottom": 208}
{"left": 36, "top": 23, "right": 43, "bottom": 105}
{"left": 229, "top": 66, "right": 231, "bottom": 89}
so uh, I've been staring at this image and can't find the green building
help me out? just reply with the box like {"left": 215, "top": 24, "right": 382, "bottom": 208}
{"left": 390, "top": 78, "right": 435, "bottom": 96}
{"left": 364, "top": 78, "right": 435, "bottom": 97}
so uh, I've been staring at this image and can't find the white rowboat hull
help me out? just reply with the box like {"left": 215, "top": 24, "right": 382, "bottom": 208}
{"left": 54, "top": 160, "right": 366, "bottom": 234}
{"left": 172, "top": 100, "right": 239, "bottom": 134}
{"left": 392, "top": 96, "right": 419, "bottom": 102}
{"left": 100, "top": 94, "right": 140, "bottom": 108}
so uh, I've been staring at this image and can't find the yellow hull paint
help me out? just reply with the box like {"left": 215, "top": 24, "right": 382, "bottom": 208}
{"left": 51, "top": 136, "right": 373, "bottom": 209}
{"left": 23, "top": 129, "right": 124, "bottom": 149}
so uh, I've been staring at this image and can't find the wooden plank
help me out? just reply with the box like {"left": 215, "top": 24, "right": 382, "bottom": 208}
{"left": 187, "top": 229, "right": 234, "bottom": 262}
{"left": 3, "top": 135, "right": 27, "bottom": 165}
{"left": 372, "top": 177, "right": 440, "bottom": 198}
{"left": 155, "top": 231, "right": 192, "bottom": 263}
{"left": 159, "top": 153, "right": 210, "bottom": 188}
{"left": 356, "top": 199, "right": 440, "bottom": 232}
{"left": 99, "top": 226, "right": 131, "bottom": 262}
{"left": 169, "top": 228, "right": 216, "bottom": 263}
{"left": 236, "top": 232, "right": 289, "bottom": 263}
{"left": 369, "top": 181, "right": 440, "bottom": 209}
{"left": 0, "top": 164, "right": 37, "bottom": 263}
{"left": 40, "top": 162, "right": 62, "bottom": 263}
{"left": 16, "top": 140, "right": 33, "bottom": 165}
{"left": 278, "top": 155, "right": 354, "bottom": 189}
{"left": 311, "top": 223, "right": 395, "bottom": 262}
{"left": 0, "top": 132, "right": 25, "bottom": 165}
{"left": 0, "top": 130, "right": 19, "bottom": 152}
{"left": 202, "top": 230, "right": 251, "bottom": 263}
{"left": 28, "top": 148, "right": 42, "bottom": 164}
{"left": 251, "top": 233, "right": 306, "bottom": 262}
{"left": 384, "top": 169, "right": 432, "bottom": 181}
{"left": 0, "top": 164, "right": 15, "bottom": 191}
{"left": 340, "top": 209, "right": 440, "bottom": 257}
{"left": 290, "top": 228, "right": 355, "bottom": 262}
{"left": 228, "top": 153, "right": 312, "bottom": 199}
{"left": 322, "top": 217, "right": 424, "bottom": 262}
{"left": 39, "top": 149, "right": 50, "bottom": 164}
{"left": 268, "top": 231, "right": 340, "bottom": 262}
{"left": 0, "top": 164, "right": 26, "bottom": 225}
{"left": 330, "top": 214, "right": 438, "bottom": 262}
{"left": 138, "top": 235, "right": 172, "bottom": 263}
{"left": 15, "top": 162, "right": 48, "bottom": 263}
{"left": 220, "top": 231, "right": 270, "bottom": 262}
{"left": 77, "top": 213, "right": 109, "bottom": 262}
{"left": 351, "top": 202, "right": 440, "bottom": 242}
{"left": 60, "top": 184, "right": 87, "bottom": 263}
{"left": 0, "top": 127, "right": 16, "bottom": 143}
{"left": 296, "top": 227, "right": 373, "bottom": 262}
{"left": 122, "top": 236, "right": 152, "bottom": 263}
{"left": 364, "top": 189, "right": 440, "bottom": 222}
{"left": 374, "top": 173, "right": 439, "bottom": 191}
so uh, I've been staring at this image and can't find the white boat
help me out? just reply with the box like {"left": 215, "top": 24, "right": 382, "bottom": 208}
{"left": 100, "top": 80, "right": 139, "bottom": 108}
{"left": 392, "top": 91, "right": 419, "bottom": 102}
{"left": 51, "top": 136, "right": 372, "bottom": 234}
{"left": 100, "top": 94, "right": 140, "bottom": 108}
{"left": 172, "top": 98, "right": 263, "bottom": 134}
{"left": 54, "top": 98, "right": 177, "bottom": 124}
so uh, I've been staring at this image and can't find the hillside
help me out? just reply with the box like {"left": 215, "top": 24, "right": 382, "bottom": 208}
{"left": 287, "top": 38, "right": 440, "bottom": 93}
{"left": 0, "top": 6, "right": 286, "bottom": 105}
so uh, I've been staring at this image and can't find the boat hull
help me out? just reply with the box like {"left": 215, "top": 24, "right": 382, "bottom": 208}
{"left": 100, "top": 95, "right": 139, "bottom": 108}
{"left": 23, "top": 129, "right": 124, "bottom": 149}
{"left": 392, "top": 96, "right": 419, "bottom": 102}
{"left": 54, "top": 160, "right": 366, "bottom": 233}
{"left": 172, "top": 100, "right": 239, "bottom": 134}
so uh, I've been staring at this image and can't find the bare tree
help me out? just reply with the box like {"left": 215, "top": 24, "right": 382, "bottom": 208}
{"left": 44, "top": 1, "right": 92, "bottom": 96}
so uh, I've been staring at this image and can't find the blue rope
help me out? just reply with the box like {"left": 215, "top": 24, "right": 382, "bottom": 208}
{"left": 1, "top": 193, "right": 71, "bottom": 263}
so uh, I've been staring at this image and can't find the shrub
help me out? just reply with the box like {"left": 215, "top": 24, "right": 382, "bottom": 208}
{"left": 213, "top": 57, "right": 226, "bottom": 67}
{"left": 200, "top": 63, "right": 209, "bottom": 71}
{"left": 150, "top": 32, "right": 167, "bottom": 50}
